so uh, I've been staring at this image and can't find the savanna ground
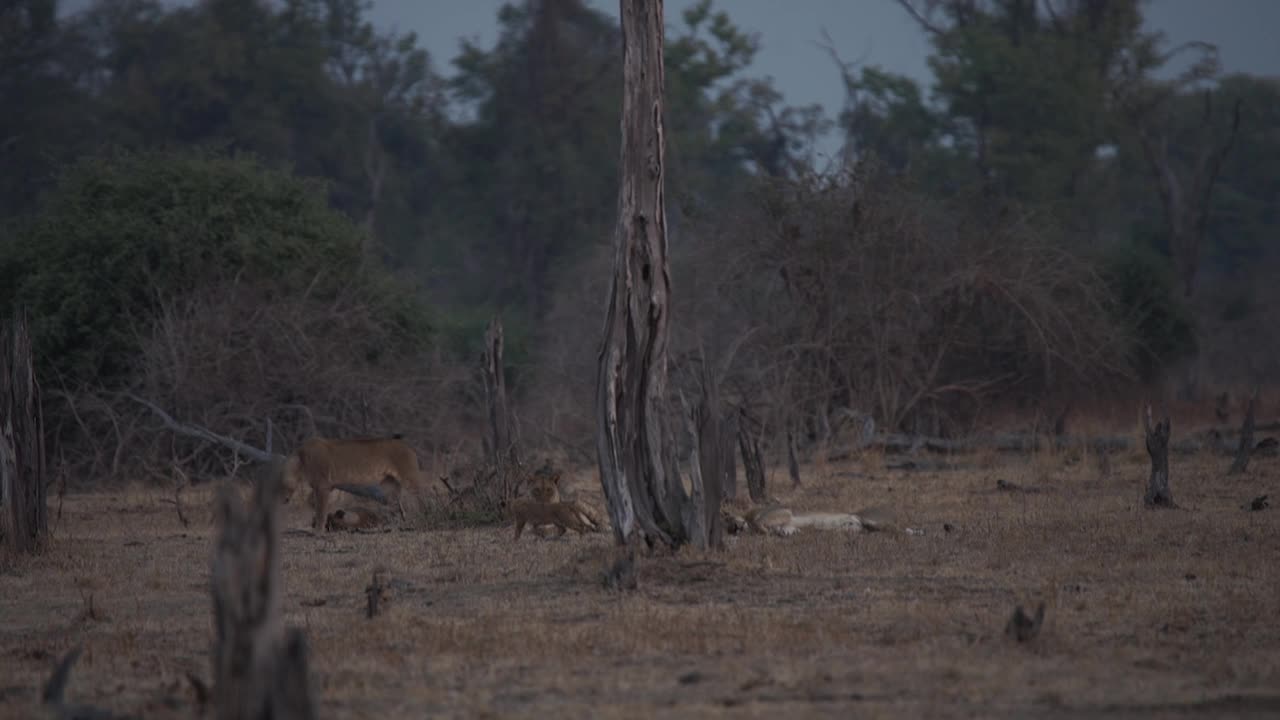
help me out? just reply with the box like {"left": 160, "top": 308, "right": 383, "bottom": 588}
{"left": 2, "top": 438, "right": 1278, "bottom": 719}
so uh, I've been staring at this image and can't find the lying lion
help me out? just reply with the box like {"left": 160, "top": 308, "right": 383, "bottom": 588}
{"left": 280, "top": 435, "right": 422, "bottom": 530}
{"left": 520, "top": 463, "right": 607, "bottom": 539}
{"left": 511, "top": 498, "right": 603, "bottom": 540}
{"left": 723, "top": 504, "right": 894, "bottom": 537}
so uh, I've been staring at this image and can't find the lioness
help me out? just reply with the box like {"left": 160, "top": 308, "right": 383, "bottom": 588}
{"left": 281, "top": 436, "right": 423, "bottom": 530}
{"left": 724, "top": 504, "right": 894, "bottom": 536}
{"left": 522, "top": 463, "right": 607, "bottom": 538}
{"left": 511, "top": 498, "right": 602, "bottom": 540}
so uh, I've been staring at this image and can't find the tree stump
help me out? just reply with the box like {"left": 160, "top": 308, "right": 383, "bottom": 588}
{"left": 1, "top": 311, "right": 47, "bottom": 555}
{"left": 211, "top": 468, "right": 316, "bottom": 720}
{"left": 1227, "top": 389, "right": 1258, "bottom": 475}
{"left": 1142, "top": 406, "right": 1175, "bottom": 508}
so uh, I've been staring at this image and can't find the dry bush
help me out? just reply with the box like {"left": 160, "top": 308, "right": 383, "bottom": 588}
{"left": 49, "top": 278, "right": 477, "bottom": 487}
{"left": 526, "top": 162, "right": 1135, "bottom": 462}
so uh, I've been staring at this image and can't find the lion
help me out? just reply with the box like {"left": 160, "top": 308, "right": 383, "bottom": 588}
{"left": 321, "top": 475, "right": 405, "bottom": 533}
{"left": 511, "top": 498, "right": 603, "bottom": 540}
{"left": 723, "top": 504, "right": 894, "bottom": 537}
{"left": 522, "top": 462, "right": 607, "bottom": 538}
{"left": 280, "top": 436, "right": 423, "bottom": 530}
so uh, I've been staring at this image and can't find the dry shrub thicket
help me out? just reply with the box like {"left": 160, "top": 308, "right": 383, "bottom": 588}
{"left": 48, "top": 278, "right": 478, "bottom": 492}
{"left": 527, "top": 162, "right": 1134, "bottom": 467}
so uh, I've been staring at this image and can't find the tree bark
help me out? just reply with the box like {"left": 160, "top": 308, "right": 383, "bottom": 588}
{"left": 1227, "top": 389, "right": 1258, "bottom": 475}
{"left": 211, "top": 466, "right": 316, "bottom": 720}
{"left": 1, "top": 311, "right": 47, "bottom": 555}
{"left": 482, "top": 315, "right": 512, "bottom": 464}
{"left": 1142, "top": 406, "right": 1175, "bottom": 508}
{"left": 596, "top": 0, "right": 693, "bottom": 549}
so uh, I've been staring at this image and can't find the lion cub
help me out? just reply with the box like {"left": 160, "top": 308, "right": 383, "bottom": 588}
{"left": 322, "top": 475, "right": 404, "bottom": 532}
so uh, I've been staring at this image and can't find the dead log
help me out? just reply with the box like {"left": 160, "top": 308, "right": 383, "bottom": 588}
{"left": 1, "top": 311, "right": 47, "bottom": 554}
{"left": 211, "top": 464, "right": 316, "bottom": 719}
{"left": 737, "top": 409, "right": 767, "bottom": 503}
{"left": 42, "top": 645, "right": 127, "bottom": 720}
{"left": 1142, "top": 406, "right": 1176, "bottom": 508}
{"left": 1227, "top": 389, "right": 1258, "bottom": 475}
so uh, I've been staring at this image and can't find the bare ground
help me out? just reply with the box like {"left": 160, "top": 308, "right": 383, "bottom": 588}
{"left": 1, "top": 449, "right": 1278, "bottom": 719}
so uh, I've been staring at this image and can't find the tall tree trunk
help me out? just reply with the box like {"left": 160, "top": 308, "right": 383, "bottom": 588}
{"left": 1, "top": 311, "right": 47, "bottom": 555}
{"left": 596, "top": 0, "right": 694, "bottom": 549}
{"left": 482, "top": 315, "right": 512, "bottom": 464}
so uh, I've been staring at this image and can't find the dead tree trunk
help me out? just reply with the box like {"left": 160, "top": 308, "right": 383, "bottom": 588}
{"left": 693, "top": 366, "right": 726, "bottom": 549}
{"left": 786, "top": 428, "right": 801, "bottom": 488}
{"left": 1, "top": 311, "right": 47, "bottom": 554}
{"left": 738, "top": 408, "right": 767, "bottom": 503}
{"left": 482, "top": 315, "right": 513, "bottom": 464}
{"left": 721, "top": 411, "right": 738, "bottom": 501}
{"left": 1142, "top": 406, "right": 1175, "bottom": 508}
{"left": 212, "top": 466, "right": 316, "bottom": 720}
{"left": 596, "top": 0, "right": 695, "bottom": 549}
{"left": 1228, "top": 389, "right": 1258, "bottom": 475}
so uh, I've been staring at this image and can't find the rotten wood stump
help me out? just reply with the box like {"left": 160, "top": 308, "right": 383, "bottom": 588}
{"left": 1227, "top": 389, "right": 1258, "bottom": 475}
{"left": 1142, "top": 406, "right": 1175, "bottom": 508}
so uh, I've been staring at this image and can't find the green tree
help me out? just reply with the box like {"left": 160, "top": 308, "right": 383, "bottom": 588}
{"left": 0, "top": 148, "right": 429, "bottom": 383}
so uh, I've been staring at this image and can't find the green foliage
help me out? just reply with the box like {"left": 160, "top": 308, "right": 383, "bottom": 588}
{"left": 0, "top": 148, "right": 430, "bottom": 382}
{"left": 1099, "top": 240, "right": 1197, "bottom": 380}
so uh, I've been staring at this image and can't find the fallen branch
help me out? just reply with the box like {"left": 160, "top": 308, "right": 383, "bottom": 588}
{"left": 123, "top": 392, "right": 282, "bottom": 464}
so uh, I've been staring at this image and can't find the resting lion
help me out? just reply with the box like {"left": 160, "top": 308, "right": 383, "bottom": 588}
{"left": 522, "top": 463, "right": 606, "bottom": 538}
{"left": 511, "top": 498, "right": 603, "bottom": 540}
{"left": 723, "top": 504, "right": 894, "bottom": 537}
{"left": 280, "top": 435, "right": 423, "bottom": 530}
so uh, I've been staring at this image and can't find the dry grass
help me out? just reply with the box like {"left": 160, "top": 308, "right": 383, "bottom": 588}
{"left": 1, "top": 452, "right": 1278, "bottom": 719}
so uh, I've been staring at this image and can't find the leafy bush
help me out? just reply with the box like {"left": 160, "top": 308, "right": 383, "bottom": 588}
{"left": 0, "top": 148, "right": 431, "bottom": 383}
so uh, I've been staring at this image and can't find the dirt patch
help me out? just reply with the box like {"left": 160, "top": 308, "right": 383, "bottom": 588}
{"left": 1, "top": 453, "right": 1277, "bottom": 718}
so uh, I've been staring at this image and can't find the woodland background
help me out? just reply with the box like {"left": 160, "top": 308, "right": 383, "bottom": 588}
{"left": 2, "top": 0, "right": 1277, "bottom": 492}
